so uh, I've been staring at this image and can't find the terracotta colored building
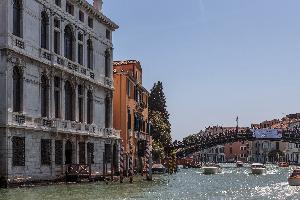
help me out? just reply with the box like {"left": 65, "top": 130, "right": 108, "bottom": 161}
{"left": 224, "top": 141, "right": 251, "bottom": 162}
{"left": 113, "top": 60, "right": 151, "bottom": 173}
{"left": 223, "top": 127, "right": 252, "bottom": 162}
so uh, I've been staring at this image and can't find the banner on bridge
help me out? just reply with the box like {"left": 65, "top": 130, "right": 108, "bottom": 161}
{"left": 253, "top": 129, "right": 282, "bottom": 139}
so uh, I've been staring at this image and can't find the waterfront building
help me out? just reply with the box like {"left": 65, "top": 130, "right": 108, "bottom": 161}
{"left": 251, "top": 140, "right": 288, "bottom": 163}
{"left": 285, "top": 121, "right": 300, "bottom": 164}
{"left": 113, "top": 60, "right": 152, "bottom": 174}
{"left": 198, "top": 145, "right": 225, "bottom": 163}
{"left": 224, "top": 141, "right": 252, "bottom": 162}
{"left": 0, "top": 0, "right": 120, "bottom": 186}
{"left": 194, "top": 127, "right": 226, "bottom": 163}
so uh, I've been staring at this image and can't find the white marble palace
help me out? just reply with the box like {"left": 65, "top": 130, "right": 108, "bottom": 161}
{"left": 0, "top": 0, "right": 120, "bottom": 185}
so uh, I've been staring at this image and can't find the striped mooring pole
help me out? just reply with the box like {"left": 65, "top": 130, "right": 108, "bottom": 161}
{"left": 129, "top": 153, "right": 133, "bottom": 183}
{"left": 120, "top": 144, "right": 124, "bottom": 183}
{"left": 129, "top": 134, "right": 134, "bottom": 183}
{"left": 145, "top": 143, "right": 152, "bottom": 181}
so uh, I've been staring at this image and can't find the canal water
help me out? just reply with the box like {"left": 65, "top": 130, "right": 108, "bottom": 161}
{"left": 1, "top": 164, "right": 300, "bottom": 200}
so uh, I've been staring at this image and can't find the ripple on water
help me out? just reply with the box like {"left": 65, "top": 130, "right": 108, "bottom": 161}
{"left": 1, "top": 165, "right": 300, "bottom": 200}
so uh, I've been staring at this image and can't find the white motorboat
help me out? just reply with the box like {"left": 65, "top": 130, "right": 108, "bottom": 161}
{"left": 236, "top": 161, "right": 244, "bottom": 168}
{"left": 251, "top": 163, "right": 266, "bottom": 175}
{"left": 288, "top": 168, "right": 300, "bottom": 186}
{"left": 203, "top": 164, "right": 222, "bottom": 175}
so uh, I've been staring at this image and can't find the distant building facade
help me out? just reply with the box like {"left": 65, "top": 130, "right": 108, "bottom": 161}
{"left": 0, "top": 0, "right": 120, "bottom": 186}
{"left": 113, "top": 60, "right": 152, "bottom": 173}
{"left": 224, "top": 141, "right": 252, "bottom": 162}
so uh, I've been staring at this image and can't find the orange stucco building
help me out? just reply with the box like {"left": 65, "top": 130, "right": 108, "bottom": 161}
{"left": 113, "top": 60, "right": 151, "bottom": 172}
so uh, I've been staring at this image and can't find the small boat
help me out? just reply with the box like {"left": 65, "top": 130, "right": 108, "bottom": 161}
{"left": 278, "top": 162, "right": 289, "bottom": 168}
{"left": 251, "top": 163, "right": 266, "bottom": 175}
{"left": 288, "top": 168, "right": 300, "bottom": 186}
{"left": 203, "top": 164, "right": 222, "bottom": 175}
{"left": 152, "top": 164, "right": 167, "bottom": 174}
{"left": 236, "top": 161, "right": 244, "bottom": 168}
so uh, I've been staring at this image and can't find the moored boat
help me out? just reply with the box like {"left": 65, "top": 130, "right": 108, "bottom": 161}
{"left": 236, "top": 161, "right": 244, "bottom": 168}
{"left": 288, "top": 168, "right": 300, "bottom": 186}
{"left": 203, "top": 164, "right": 222, "bottom": 175}
{"left": 152, "top": 164, "right": 167, "bottom": 174}
{"left": 251, "top": 163, "right": 266, "bottom": 175}
{"left": 278, "top": 162, "right": 289, "bottom": 168}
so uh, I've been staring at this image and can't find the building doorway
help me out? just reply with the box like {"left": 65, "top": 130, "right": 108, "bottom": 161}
{"left": 65, "top": 140, "right": 73, "bottom": 165}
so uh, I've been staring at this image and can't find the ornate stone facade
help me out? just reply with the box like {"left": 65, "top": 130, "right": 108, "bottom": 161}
{"left": 0, "top": 0, "right": 120, "bottom": 186}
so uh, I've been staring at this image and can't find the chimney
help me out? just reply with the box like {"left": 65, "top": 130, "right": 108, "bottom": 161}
{"left": 93, "top": 0, "right": 103, "bottom": 11}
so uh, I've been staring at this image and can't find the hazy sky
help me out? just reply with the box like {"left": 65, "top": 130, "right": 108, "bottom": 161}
{"left": 92, "top": 0, "right": 300, "bottom": 140}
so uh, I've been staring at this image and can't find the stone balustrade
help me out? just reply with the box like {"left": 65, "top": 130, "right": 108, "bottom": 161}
{"left": 8, "top": 112, "right": 120, "bottom": 138}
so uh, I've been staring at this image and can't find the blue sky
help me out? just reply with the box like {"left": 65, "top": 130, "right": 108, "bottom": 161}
{"left": 94, "top": 0, "right": 300, "bottom": 140}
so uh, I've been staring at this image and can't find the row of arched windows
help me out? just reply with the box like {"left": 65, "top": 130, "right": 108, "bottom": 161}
{"left": 13, "top": 1, "right": 111, "bottom": 76}
{"left": 12, "top": 66, "right": 95, "bottom": 124}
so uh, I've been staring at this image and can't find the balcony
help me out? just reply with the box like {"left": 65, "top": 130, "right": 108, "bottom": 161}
{"left": 9, "top": 34, "right": 25, "bottom": 50}
{"left": 134, "top": 131, "right": 150, "bottom": 141}
{"left": 8, "top": 112, "right": 120, "bottom": 138}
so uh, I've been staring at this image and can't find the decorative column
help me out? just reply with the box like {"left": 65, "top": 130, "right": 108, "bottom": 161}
{"left": 61, "top": 78, "right": 65, "bottom": 120}
{"left": 74, "top": 83, "right": 79, "bottom": 122}
{"left": 49, "top": 75, "right": 55, "bottom": 119}
{"left": 49, "top": 11, "right": 54, "bottom": 54}
{"left": 83, "top": 85, "right": 87, "bottom": 123}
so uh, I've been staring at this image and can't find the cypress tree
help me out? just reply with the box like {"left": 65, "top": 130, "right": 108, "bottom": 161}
{"left": 149, "top": 81, "right": 172, "bottom": 160}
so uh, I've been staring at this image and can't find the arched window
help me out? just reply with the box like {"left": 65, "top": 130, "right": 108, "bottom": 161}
{"left": 41, "top": 12, "right": 49, "bottom": 49}
{"left": 105, "top": 50, "right": 110, "bottom": 77}
{"left": 65, "top": 81, "right": 74, "bottom": 121}
{"left": 87, "top": 39, "right": 93, "bottom": 69}
{"left": 41, "top": 75, "right": 49, "bottom": 117}
{"left": 78, "top": 85, "right": 83, "bottom": 122}
{"left": 13, "top": 0, "right": 22, "bottom": 37}
{"left": 87, "top": 90, "right": 93, "bottom": 124}
{"left": 64, "top": 25, "right": 73, "bottom": 61}
{"left": 13, "top": 66, "right": 22, "bottom": 112}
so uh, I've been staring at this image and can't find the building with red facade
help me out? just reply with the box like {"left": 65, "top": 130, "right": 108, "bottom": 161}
{"left": 113, "top": 60, "right": 152, "bottom": 173}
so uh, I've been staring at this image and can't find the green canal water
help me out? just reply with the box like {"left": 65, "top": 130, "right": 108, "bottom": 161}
{"left": 1, "top": 164, "right": 300, "bottom": 200}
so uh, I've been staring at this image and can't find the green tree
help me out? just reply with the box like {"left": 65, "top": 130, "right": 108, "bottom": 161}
{"left": 149, "top": 81, "right": 172, "bottom": 160}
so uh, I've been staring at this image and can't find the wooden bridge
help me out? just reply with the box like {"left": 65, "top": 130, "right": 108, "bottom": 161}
{"left": 174, "top": 126, "right": 300, "bottom": 158}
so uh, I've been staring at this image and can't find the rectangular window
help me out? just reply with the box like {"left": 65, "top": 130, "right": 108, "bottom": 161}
{"left": 55, "top": 0, "right": 61, "bottom": 7}
{"left": 12, "top": 136, "right": 25, "bottom": 166}
{"left": 54, "top": 19, "right": 60, "bottom": 28}
{"left": 87, "top": 142, "right": 94, "bottom": 164}
{"left": 41, "top": 139, "right": 52, "bottom": 165}
{"left": 78, "top": 97, "right": 83, "bottom": 122}
{"left": 106, "top": 29, "right": 111, "bottom": 40}
{"left": 66, "top": 2, "right": 74, "bottom": 15}
{"left": 105, "top": 144, "right": 112, "bottom": 163}
{"left": 78, "top": 43, "right": 83, "bottom": 65}
{"left": 78, "top": 85, "right": 83, "bottom": 122}
{"left": 127, "top": 109, "right": 131, "bottom": 130}
{"left": 54, "top": 31, "right": 60, "bottom": 54}
{"left": 55, "top": 140, "right": 63, "bottom": 165}
{"left": 13, "top": 0, "right": 22, "bottom": 38}
{"left": 88, "top": 17, "right": 93, "bottom": 28}
{"left": 127, "top": 80, "right": 131, "bottom": 97}
{"left": 79, "top": 142, "right": 85, "bottom": 164}
{"left": 79, "top": 10, "right": 84, "bottom": 22}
